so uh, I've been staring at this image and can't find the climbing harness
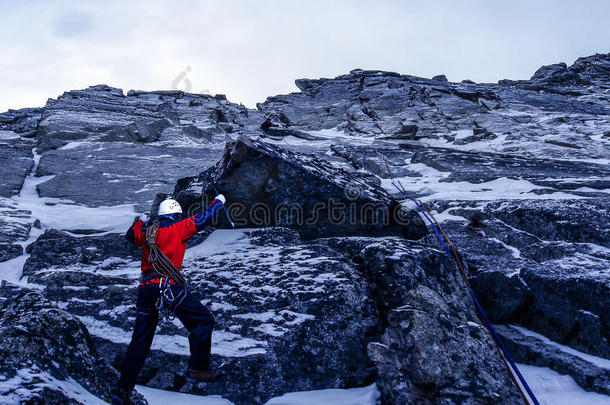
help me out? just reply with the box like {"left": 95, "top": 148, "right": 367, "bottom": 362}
{"left": 391, "top": 177, "right": 540, "bottom": 405}
{"left": 206, "top": 172, "right": 236, "bottom": 229}
{"left": 373, "top": 152, "right": 539, "bottom": 405}
{"left": 154, "top": 276, "right": 187, "bottom": 320}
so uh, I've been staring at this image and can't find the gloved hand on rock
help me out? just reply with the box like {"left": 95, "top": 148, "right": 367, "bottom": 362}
{"left": 214, "top": 194, "right": 226, "bottom": 204}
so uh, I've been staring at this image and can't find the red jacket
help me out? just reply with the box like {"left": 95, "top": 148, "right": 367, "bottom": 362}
{"left": 128, "top": 217, "right": 196, "bottom": 272}
{"left": 126, "top": 200, "right": 223, "bottom": 273}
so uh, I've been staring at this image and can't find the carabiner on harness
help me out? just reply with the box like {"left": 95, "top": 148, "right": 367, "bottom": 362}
{"left": 155, "top": 277, "right": 187, "bottom": 320}
{"left": 155, "top": 277, "right": 175, "bottom": 318}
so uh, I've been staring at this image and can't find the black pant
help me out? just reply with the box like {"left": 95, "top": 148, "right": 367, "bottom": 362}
{"left": 118, "top": 283, "right": 215, "bottom": 391}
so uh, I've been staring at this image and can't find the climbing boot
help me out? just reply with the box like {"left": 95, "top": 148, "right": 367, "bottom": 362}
{"left": 186, "top": 368, "right": 219, "bottom": 383}
{"left": 111, "top": 387, "right": 132, "bottom": 405}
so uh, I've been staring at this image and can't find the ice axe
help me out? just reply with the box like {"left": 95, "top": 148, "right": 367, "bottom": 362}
{"left": 205, "top": 172, "right": 235, "bottom": 229}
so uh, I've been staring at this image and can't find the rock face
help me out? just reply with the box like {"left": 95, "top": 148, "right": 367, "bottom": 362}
{"left": 17, "top": 224, "right": 520, "bottom": 404}
{"left": 328, "top": 237, "right": 520, "bottom": 404}
{"left": 36, "top": 84, "right": 255, "bottom": 151}
{"left": 0, "top": 52, "right": 609, "bottom": 404}
{"left": 0, "top": 137, "right": 34, "bottom": 198}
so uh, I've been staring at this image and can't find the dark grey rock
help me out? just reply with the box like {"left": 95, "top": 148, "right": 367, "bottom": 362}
{"left": 35, "top": 142, "right": 224, "bottom": 211}
{"left": 431, "top": 198, "right": 610, "bottom": 361}
{"left": 0, "top": 290, "right": 145, "bottom": 404}
{"left": 370, "top": 287, "right": 517, "bottom": 404}
{"left": 325, "top": 237, "right": 520, "bottom": 404}
{"left": 0, "top": 138, "right": 34, "bottom": 198}
{"left": 174, "top": 137, "right": 428, "bottom": 240}
{"left": 0, "top": 243, "right": 22, "bottom": 262}
{"left": 127, "top": 118, "right": 172, "bottom": 142}
{"left": 0, "top": 199, "right": 31, "bottom": 264}
{"left": 0, "top": 107, "right": 43, "bottom": 135}
{"left": 432, "top": 74, "right": 448, "bottom": 82}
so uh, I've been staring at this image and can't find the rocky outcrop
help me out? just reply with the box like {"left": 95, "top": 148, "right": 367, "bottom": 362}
{"left": 0, "top": 289, "right": 145, "bottom": 404}
{"left": 437, "top": 199, "right": 610, "bottom": 359}
{"left": 0, "top": 107, "right": 43, "bottom": 137}
{"left": 501, "top": 52, "right": 610, "bottom": 92}
{"left": 370, "top": 288, "right": 514, "bottom": 404}
{"left": 0, "top": 138, "right": 34, "bottom": 198}
{"left": 35, "top": 84, "right": 256, "bottom": 152}
{"left": 326, "top": 237, "right": 520, "bottom": 404}
{"left": 20, "top": 226, "right": 381, "bottom": 404}
{"left": 174, "top": 137, "right": 428, "bottom": 239}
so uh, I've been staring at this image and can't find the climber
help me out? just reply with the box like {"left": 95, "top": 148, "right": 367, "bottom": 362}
{"left": 112, "top": 196, "right": 226, "bottom": 405}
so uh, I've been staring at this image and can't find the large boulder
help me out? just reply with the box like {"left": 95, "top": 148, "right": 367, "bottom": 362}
{"left": 369, "top": 286, "right": 517, "bottom": 404}
{"left": 174, "top": 137, "right": 428, "bottom": 240}
{"left": 0, "top": 289, "right": 144, "bottom": 404}
{"left": 326, "top": 237, "right": 521, "bottom": 404}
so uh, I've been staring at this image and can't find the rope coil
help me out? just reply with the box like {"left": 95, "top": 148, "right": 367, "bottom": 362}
{"left": 145, "top": 220, "right": 186, "bottom": 285}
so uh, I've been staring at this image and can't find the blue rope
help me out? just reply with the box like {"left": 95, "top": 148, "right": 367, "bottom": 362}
{"left": 393, "top": 182, "right": 540, "bottom": 405}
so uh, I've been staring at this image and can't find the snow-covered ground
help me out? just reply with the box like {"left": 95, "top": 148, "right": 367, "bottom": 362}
{"left": 519, "top": 364, "right": 610, "bottom": 405}
{"left": 134, "top": 367, "right": 608, "bottom": 405}
{"left": 135, "top": 383, "right": 380, "bottom": 405}
{"left": 0, "top": 147, "right": 137, "bottom": 286}
{"left": 13, "top": 149, "right": 137, "bottom": 233}
{"left": 380, "top": 165, "right": 603, "bottom": 202}
{"left": 2, "top": 366, "right": 605, "bottom": 405}
{"left": 510, "top": 325, "right": 610, "bottom": 370}
{"left": 0, "top": 367, "right": 107, "bottom": 405}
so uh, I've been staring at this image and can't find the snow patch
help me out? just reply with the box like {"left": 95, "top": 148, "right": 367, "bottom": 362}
{"left": 518, "top": 363, "right": 610, "bottom": 405}
{"left": 510, "top": 325, "right": 610, "bottom": 369}
{"left": 0, "top": 367, "right": 106, "bottom": 405}
{"left": 383, "top": 173, "right": 585, "bottom": 202}
{"left": 136, "top": 384, "right": 233, "bottom": 405}
{"left": 264, "top": 383, "right": 380, "bottom": 405}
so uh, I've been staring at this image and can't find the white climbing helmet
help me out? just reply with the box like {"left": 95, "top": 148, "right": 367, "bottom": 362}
{"left": 158, "top": 199, "right": 182, "bottom": 216}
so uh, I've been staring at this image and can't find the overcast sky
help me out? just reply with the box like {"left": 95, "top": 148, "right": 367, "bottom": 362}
{"left": 1, "top": 0, "right": 609, "bottom": 112}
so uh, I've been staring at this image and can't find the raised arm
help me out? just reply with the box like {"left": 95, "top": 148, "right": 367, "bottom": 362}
{"left": 180, "top": 195, "right": 226, "bottom": 240}
{"left": 126, "top": 214, "right": 149, "bottom": 247}
{"left": 194, "top": 197, "right": 225, "bottom": 231}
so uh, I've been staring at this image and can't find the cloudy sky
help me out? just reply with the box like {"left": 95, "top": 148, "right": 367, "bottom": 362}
{"left": 1, "top": 0, "right": 608, "bottom": 112}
